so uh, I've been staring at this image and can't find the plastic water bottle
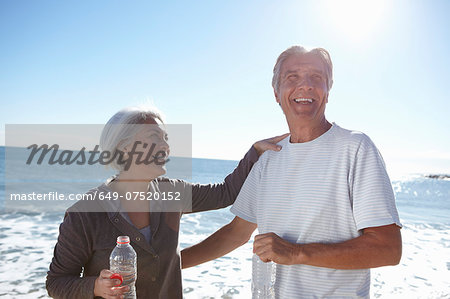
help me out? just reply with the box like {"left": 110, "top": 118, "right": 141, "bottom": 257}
{"left": 109, "top": 236, "right": 137, "bottom": 299}
{"left": 252, "top": 253, "right": 276, "bottom": 298}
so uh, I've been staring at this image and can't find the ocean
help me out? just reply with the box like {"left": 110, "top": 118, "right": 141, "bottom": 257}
{"left": 0, "top": 146, "right": 449, "bottom": 298}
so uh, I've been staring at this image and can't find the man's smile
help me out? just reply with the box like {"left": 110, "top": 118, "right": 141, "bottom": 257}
{"left": 293, "top": 98, "right": 314, "bottom": 104}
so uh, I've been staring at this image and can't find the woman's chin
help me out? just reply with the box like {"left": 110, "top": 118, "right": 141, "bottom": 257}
{"left": 154, "top": 166, "right": 167, "bottom": 177}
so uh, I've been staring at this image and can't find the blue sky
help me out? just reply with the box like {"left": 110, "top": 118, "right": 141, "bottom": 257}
{"left": 1, "top": 0, "right": 449, "bottom": 175}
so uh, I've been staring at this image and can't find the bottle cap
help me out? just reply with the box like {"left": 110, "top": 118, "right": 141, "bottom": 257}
{"left": 116, "top": 236, "right": 130, "bottom": 244}
{"left": 110, "top": 273, "right": 123, "bottom": 287}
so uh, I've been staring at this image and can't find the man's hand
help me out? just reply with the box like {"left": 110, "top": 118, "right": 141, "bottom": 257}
{"left": 253, "top": 232, "right": 299, "bottom": 265}
{"left": 253, "top": 133, "right": 289, "bottom": 156}
{"left": 254, "top": 224, "right": 402, "bottom": 269}
{"left": 94, "top": 269, "right": 129, "bottom": 299}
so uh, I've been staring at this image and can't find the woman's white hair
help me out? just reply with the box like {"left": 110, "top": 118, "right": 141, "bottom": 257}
{"left": 271, "top": 46, "right": 333, "bottom": 93}
{"left": 100, "top": 104, "right": 165, "bottom": 171}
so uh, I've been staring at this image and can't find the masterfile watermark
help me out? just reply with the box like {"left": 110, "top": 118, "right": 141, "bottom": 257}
{"left": 26, "top": 142, "right": 169, "bottom": 171}
{"left": 4, "top": 124, "right": 193, "bottom": 213}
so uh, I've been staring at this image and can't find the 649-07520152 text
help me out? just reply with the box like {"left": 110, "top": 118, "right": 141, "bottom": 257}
{"left": 9, "top": 191, "right": 182, "bottom": 201}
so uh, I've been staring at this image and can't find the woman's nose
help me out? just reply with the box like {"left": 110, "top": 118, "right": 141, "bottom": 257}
{"left": 160, "top": 140, "right": 170, "bottom": 156}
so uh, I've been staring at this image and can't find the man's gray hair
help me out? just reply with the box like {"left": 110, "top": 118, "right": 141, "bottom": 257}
{"left": 272, "top": 46, "right": 333, "bottom": 93}
{"left": 100, "top": 104, "right": 165, "bottom": 171}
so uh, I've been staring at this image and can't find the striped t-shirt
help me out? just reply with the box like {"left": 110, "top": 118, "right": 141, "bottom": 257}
{"left": 230, "top": 123, "right": 401, "bottom": 298}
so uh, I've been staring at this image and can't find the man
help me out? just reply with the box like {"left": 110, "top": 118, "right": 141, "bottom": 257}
{"left": 181, "top": 46, "right": 402, "bottom": 298}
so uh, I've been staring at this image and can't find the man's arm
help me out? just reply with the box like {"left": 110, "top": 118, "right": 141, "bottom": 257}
{"left": 181, "top": 216, "right": 257, "bottom": 269}
{"left": 253, "top": 223, "right": 402, "bottom": 269}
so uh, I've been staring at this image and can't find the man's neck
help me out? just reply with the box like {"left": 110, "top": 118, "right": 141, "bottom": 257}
{"left": 288, "top": 118, "right": 332, "bottom": 143}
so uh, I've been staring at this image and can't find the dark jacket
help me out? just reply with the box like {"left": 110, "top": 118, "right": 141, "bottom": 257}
{"left": 46, "top": 147, "right": 258, "bottom": 298}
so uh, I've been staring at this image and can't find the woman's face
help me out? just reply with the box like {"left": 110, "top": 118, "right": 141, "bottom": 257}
{"left": 122, "top": 124, "right": 170, "bottom": 179}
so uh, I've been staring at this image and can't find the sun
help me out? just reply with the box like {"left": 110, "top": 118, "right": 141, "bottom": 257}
{"left": 323, "top": 0, "right": 390, "bottom": 42}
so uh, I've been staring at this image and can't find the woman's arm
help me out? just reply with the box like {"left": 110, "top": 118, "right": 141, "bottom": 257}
{"left": 187, "top": 134, "right": 288, "bottom": 213}
{"left": 46, "top": 211, "right": 128, "bottom": 299}
{"left": 46, "top": 211, "right": 97, "bottom": 298}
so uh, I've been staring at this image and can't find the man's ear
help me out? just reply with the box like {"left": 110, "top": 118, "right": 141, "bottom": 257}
{"left": 274, "top": 88, "right": 280, "bottom": 105}
{"left": 326, "top": 80, "right": 333, "bottom": 103}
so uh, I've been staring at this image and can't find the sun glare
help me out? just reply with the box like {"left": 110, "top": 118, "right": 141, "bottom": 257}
{"left": 323, "top": 0, "right": 389, "bottom": 42}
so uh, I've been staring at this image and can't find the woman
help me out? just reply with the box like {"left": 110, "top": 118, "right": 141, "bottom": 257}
{"left": 46, "top": 105, "right": 286, "bottom": 298}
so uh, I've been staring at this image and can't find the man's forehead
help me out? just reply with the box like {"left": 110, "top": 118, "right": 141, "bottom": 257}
{"left": 281, "top": 53, "right": 327, "bottom": 75}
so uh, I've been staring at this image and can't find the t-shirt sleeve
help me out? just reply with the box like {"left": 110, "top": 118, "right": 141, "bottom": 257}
{"left": 351, "top": 135, "right": 402, "bottom": 231}
{"left": 230, "top": 157, "right": 262, "bottom": 224}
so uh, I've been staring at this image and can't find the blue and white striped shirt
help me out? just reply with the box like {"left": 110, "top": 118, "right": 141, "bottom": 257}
{"left": 231, "top": 123, "right": 401, "bottom": 298}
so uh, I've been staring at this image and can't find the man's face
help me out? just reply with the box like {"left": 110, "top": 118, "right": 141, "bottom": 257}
{"left": 275, "top": 53, "right": 329, "bottom": 123}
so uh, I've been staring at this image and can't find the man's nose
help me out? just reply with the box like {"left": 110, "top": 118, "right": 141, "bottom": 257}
{"left": 296, "top": 77, "right": 313, "bottom": 91}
